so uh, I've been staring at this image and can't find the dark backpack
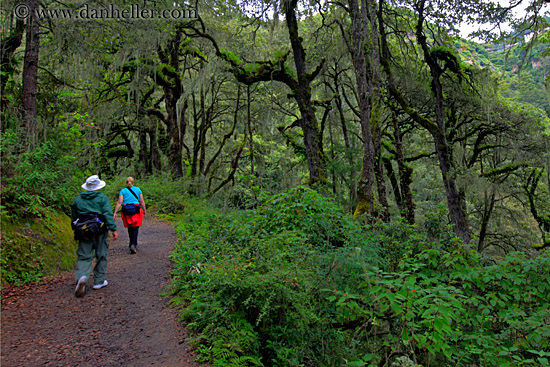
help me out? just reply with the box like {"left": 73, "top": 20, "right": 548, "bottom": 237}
{"left": 122, "top": 204, "right": 141, "bottom": 215}
{"left": 73, "top": 212, "right": 108, "bottom": 241}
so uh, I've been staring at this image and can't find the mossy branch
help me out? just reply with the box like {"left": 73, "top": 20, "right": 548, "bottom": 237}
{"left": 388, "top": 84, "right": 440, "bottom": 136}
{"left": 481, "top": 162, "right": 528, "bottom": 177}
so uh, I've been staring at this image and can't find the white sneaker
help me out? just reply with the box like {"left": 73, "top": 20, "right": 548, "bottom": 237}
{"left": 93, "top": 280, "right": 108, "bottom": 289}
{"left": 75, "top": 276, "right": 88, "bottom": 297}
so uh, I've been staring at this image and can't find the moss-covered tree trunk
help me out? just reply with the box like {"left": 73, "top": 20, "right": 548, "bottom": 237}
{"left": 22, "top": 0, "right": 40, "bottom": 148}
{"left": 392, "top": 112, "right": 415, "bottom": 224}
{"left": 139, "top": 128, "right": 150, "bottom": 175}
{"left": 0, "top": 18, "right": 25, "bottom": 110}
{"left": 368, "top": 0, "right": 390, "bottom": 221}
{"left": 331, "top": 68, "right": 357, "bottom": 206}
{"left": 149, "top": 125, "right": 161, "bottom": 172}
{"left": 157, "top": 29, "right": 185, "bottom": 179}
{"left": 283, "top": 0, "right": 325, "bottom": 186}
{"left": 415, "top": 0, "right": 470, "bottom": 243}
{"left": 349, "top": 0, "right": 376, "bottom": 218}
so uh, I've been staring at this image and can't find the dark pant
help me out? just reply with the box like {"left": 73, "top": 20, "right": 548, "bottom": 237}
{"left": 128, "top": 226, "right": 139, "bottom": 247}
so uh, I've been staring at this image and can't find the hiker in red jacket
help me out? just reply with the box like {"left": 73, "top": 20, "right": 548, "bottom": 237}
{"left": 113, "top": 177, "right": 147, "bottom": 254}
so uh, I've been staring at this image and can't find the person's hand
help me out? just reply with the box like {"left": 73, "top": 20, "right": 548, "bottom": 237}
{"left": 113, "top": 213, "right": 117, "bottom": 220}
{"left": 112, "top": 231, "right": 118, "bottom": 241}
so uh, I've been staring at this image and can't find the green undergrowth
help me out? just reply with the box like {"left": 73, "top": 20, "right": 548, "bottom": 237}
{"left": 169, "top": 186, "right": 550, "bottom": 366}
{"left": 1, "top": 210, "right": 76, "bottom": 286}
{"left": 0, "top": 128, "right": 89, "bottom": 220}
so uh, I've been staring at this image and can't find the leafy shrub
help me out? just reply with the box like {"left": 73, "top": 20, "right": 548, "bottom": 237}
{"left": 329, "top": 249, "right": 550, "bottom": 366}
{"left": 252, "top": 186, "right": 372, "bottom": 249}
{"left": 170, "top": 188, "right": 550, "bottom": 366}
{"left": 1, "top": 128, "right": 86, "bottom": 218}
{"left": 170, "top": 187, "right": 380, "bottom": 366}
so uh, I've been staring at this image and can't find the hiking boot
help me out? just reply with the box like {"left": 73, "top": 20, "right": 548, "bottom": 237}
{"left": 92, "top": 280, "right": 108, "bottom": 290}
{"left": 75, "top": 276, "right": 87, "bottom": 297}
{"left": 130, "top": 244, "right": 137, "bottom": 254}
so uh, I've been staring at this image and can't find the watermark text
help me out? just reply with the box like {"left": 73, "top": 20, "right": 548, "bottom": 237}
{"left": 14, "top": 3, "right": 197, "bottom": 21}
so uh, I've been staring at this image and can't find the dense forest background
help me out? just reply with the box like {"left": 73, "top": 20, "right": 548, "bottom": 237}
{"left": 1, "top": 0, "right": 550, "bottom": 365}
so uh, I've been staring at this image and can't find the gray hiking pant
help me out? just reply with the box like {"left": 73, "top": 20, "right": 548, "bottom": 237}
{"left": 75, "top": 232, "right": 109, "bottom": 286}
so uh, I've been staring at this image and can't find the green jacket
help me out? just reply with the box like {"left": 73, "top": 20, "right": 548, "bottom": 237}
{"left": 71, "top": 191, "right": 117, "bottom": 231}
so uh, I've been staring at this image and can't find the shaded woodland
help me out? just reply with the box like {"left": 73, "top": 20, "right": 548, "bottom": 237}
{"left": 1, "top": 0, "right": 550, "bottom": 365}
{"left": 2, "top": 0, "right": 549, "bottom": 251}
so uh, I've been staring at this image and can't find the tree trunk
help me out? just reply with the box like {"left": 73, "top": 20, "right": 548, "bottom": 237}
{"left": 373, "top": 121, "right": 390, "bottom": 221}
{"left": 477, "top": 188, "right": 495, "bottom": 252}
{"left": 163, "top": 86, "right": 183, "bottom": 178}
{"left": 392, "top": 112, "right": 415, "bottom": 224}
{"left": 191, "top": 92, "right": 199, "bottom": 178}
{"left": 349, "top": 0, "right": 376, "bottom": 218}
{"left": 149, "top": 125, "right": 161, "bottom": 172}
{"left": 414, "top": 0, "right": 470, "bottom": 243}
{"left": 247, "top": 85, "right": 255, "bottom": 175}
{"left": 139, "top": 128, "right": 150, "bottom": 175}
{"left": 198, "top": 87, "right": 208, "bottom": 177}
{"left": 334, "top": 77, "right": 356, "bottom": 207}
{"left": 179, "top": 97, "right": 188, "bottom": 171}
{"left": 21, "top": 0, "right": 40, "bottom": 148}
{"left": 283, "top": 0, "right": 325, "bottom": 186}
{"left": 368, "top": 0, "right": 390, "bottom": 221}
{"left": 157, "top": 29, "right": 185, "bottom": 179}
{"left": 383, "top": 157, "right": 402, "bottom": 208}
{"left": 1, "top": 17, "right": 25, "bottom": 112}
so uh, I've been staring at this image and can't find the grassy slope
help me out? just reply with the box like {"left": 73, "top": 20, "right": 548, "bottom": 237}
{"left": 1, "top": 210, "right": 76, "bottom": 286}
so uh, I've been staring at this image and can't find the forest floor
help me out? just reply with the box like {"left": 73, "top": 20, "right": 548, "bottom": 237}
{"left": 1, "top": 216, "right": 205, "bottom": 367}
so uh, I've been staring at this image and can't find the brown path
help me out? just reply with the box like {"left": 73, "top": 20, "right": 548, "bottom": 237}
{"left": 1, "top": 216, "right": 202, "bottom": 367}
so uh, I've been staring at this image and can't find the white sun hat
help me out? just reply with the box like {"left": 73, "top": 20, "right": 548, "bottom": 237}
{"left": 81, "top": 175, "right": 106, "bottom": 191}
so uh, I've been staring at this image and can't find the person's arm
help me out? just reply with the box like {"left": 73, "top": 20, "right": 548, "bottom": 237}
{"left": 139, "top": 194, "right": 147, "bottom": 216}
{"left": 70, "top": 198, "right": 79, "bottom": 227}
{"left": 113, "top": 194, "right": 123, "bottom": 220}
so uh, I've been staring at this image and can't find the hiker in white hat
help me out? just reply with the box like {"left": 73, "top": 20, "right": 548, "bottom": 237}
{"left": 71, "top": 175, "right": 118, "bottom": 297}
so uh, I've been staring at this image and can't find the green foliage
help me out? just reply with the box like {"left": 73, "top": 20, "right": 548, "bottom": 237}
{"left": 157, "top": 63, "right": 177, "bottom": 85}
{"left": 0, "top": 128, "right": 87, "bottom": 218}
{"left": 170, "top": 187, "right": 380, "bottom": 366}
{"left": 430, "top": 46, "right": 463, "bottom": 75}
{"left": 0, "top": 210, "right": 76, "bottom": 286}
{"left": 253, "top": 186, "right": 370, "bottom": 249}
{"left": 169, "top": 190, "right": 550, "bottom": 366}
{"left": 220, "top": 50, "right": 243, "bottom": 66}
{"left": 331, "top": 249, "right": 550, "bottom": 366}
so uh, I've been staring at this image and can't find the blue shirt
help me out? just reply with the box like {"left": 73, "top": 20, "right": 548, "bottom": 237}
{"left": 119, "top": 187, "right": 143, "bottom": 205}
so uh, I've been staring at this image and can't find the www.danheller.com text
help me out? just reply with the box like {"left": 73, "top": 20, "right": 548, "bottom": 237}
{"left": 14, "top": 3, "right": 197, "bottom": 21}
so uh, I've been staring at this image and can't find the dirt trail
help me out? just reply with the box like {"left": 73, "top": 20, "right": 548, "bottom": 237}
{"left": 1, "top": 216, "right": 203, "bottom": 367}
